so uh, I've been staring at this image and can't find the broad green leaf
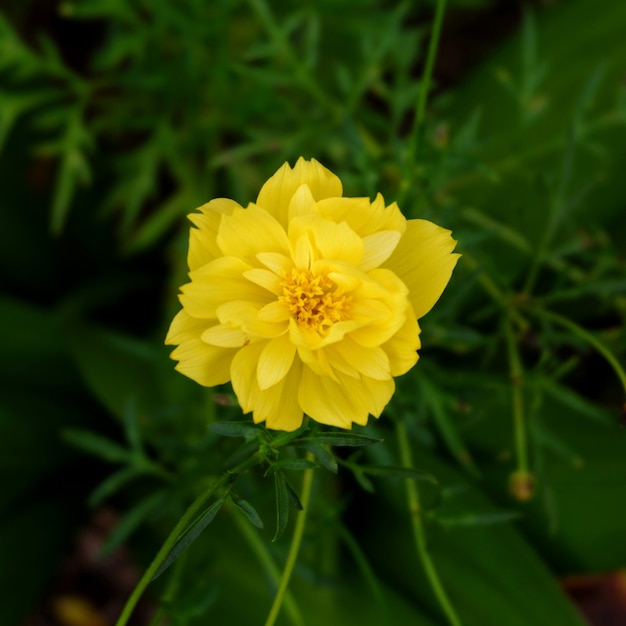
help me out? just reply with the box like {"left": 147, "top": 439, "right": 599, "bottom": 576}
{"left": 365, "top": 445, "right": 587, "bottom": 626}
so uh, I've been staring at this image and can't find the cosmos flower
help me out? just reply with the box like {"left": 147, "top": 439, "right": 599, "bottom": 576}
{"left": 166, "top": 158, "right": 459, "bottom": 431}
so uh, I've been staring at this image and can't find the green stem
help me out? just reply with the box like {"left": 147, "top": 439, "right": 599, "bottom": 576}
{"left": 232, "top": 504, "right": 304, "bottom": 626}
{"left": 401, "top": 0, "right": 447, "bottom": 201}
{"left": 504, "top": 318, "right": 529, "bottom": 478}
{"left": 115, "top": 454, "right": 262, "bottom": 626}
{"left": 396, "top": 421, "right": 462, "bottom": 626}
{"left": 146, "top": 548, "right": 188, "bottom": 626}
{"left": 530, "top": 306, "right": 626, "bottom": 395}
{"left": 264, "top": 453, "right": 315, "bottom": 626}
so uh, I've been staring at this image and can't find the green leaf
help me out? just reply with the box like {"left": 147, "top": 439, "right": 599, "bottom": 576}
{"left": 283, "top": 478, "right": 303, "bottom": 511}
{"left": 88, "top": 466, "right": 143, "bottom": 507}
{"left": 265, "top": 458, "right": 318, "bottom": 473}
{"left": 153, "top": 497, "right": 225, "bottom": 580}
{"left": 359, "top": 464, "right": 438, "bottom": 485}
{"left": 297, "top": 432, "right": 382, "bottom": 447}
{"left": 100, "top": 491, "right": 165, "bottom": 558}
{"left": 231, "top": 495, "right": 264, "bottom": 529}
{"left": 433, "top": 510, "right": 521, "bottom": 528}
{"left": 298, "top": 442, "right": 338, "bottom": 473}
{"left": 63, "top": 428, "right": 130, "bottom": 464}
{"left": 209, "top": 421, "right": 262, "bottom": 439}
{"left": 273, "top": 471, "right": 289, "bottom": 541}
{"left": 270, "top": 422, "right": 309, "bottom": 447}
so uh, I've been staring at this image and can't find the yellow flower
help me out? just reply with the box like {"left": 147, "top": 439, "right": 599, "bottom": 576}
{"left": 166, "top": 158, "right": 459, "bottom": 431}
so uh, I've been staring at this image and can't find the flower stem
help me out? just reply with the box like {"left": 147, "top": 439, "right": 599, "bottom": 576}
{"left": 115, "top": 454, "right": 261, "bottom": 626}
{"left": 402, "top": 0, "right": 447, "bottom": 200}
{"left": 396, "top": 421, "right": 462, "bottom": 626}
{"left": 503, "top": 317, "right": 534, "bottom": 501}
{"left": 264, "top": 453, "right": 315, "bottom": 626}
{"left": 232, "top": 504, "right": 304, "bottom": 626}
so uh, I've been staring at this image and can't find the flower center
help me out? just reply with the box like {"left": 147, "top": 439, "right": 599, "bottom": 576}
{"left": 279, "top": 268, "right": 351, "bottom": 334}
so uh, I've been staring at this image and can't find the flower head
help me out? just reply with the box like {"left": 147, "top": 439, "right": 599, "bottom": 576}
{"left": 166, "top": 158, "right": 459, "bottom": 431}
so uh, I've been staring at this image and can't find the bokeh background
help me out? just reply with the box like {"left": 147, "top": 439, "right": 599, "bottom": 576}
{"left": 1, "top": 0, "right": 625, "bottom": 625}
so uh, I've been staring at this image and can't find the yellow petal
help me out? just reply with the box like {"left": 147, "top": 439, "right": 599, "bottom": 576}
{"left": 384, "top": 219, "right": 460, "bottom": 319}
{"left": 216, "top": 300, "right": 286, "bottom": 338}
{"left": 360, "top": 230, "right": 402, "bottom": 272}
{"left": 298, "top": 368, "right": 394, "bottom": 428}
{"left": 165, "top": 309, "right": 210, "bottom": 345}
{"left": 201, "top": 324, "right": 249, "bottom": 348}
{"left": 257, "top": 333, "right": 296, "bottom": 390}
{"left": 288, "top": 184, "right": 321, "bottom": 222}
{"left": 289, "top": 215, "right": 363, "bottom": 267}
{"left": 256, "top": 158, "right": 342, "bottom": 227}
{"left": 187, "top": 198, "right": 241, "bottom": 271}
{"left": 244, "top": 268, "right": 283, "bottom": 294}
{"left": 180, "top": 257, "right": 268, "bottom": 319}
{"left": 217, "top": 204, "right": 289, "bottom": 263}
{"left": 317, "top": 194, "right": 406, "bottom": 237}
{"left": 231, "top": 342, "right": 304, "bottom": 431}
{"left": 257, "top": 300, "right": 291, "bottom": 323}
{"left": 348, "top": 269, "right": 409, "bottom": 347}
{"left": 324, "top": 337, "right": 391, "bottom": 380}
{"left": 170, "top": 338, "right": 235, "bottom": 387}
{"left": 381, "top": 308, "right": 421, "bottom": 377}
{"left": 256, "top": 251, "right": 293, "bottom": 275}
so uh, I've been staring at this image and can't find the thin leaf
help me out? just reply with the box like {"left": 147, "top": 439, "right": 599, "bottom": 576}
{"left": 284, "top": 478, "right": 303, "bottom": 511}
{"left": 353, "top": 471, "right": 375, "bottom": 493}
{"left": 100, "top": 491, "right": 165, "bottom": 558}
{"left": 63, "top": 428, "right": 130, "bottom": 464}
{"left": 209, "top": 421, "right": 262, "bottom": 439}
{"left": 153, "top": 498, "right": 225, "bottom": 580}
{"left": 270, "top": 422, "right": 309, "bottom": 448}
{"left": 231, "top": 495, "right": 264, "bottom": 529}
{"left": 123, "top": 397, "right": 143, "bottom": 454}
{"left": 360, "top": 464, "right": 438, "bottom": 485}
{"left": 296, "top": 432, "right": 382, "bottom": 447}
{"left": 299, "top": 442, "right": 338, "bottom": 473}
{"left": 433, "top": 510, "right": 521, "bottom": 529}
{"left": 265, "top": 458, "right": 318, "bottom": 473}
{"left": 273, "top": 471, "right": 289, "bottom": 541}
{"left": 89, "top": 466, "right": 142, "bottom": 507}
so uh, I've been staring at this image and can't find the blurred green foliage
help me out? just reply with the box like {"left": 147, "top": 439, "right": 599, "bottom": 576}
{"left": 0, "top": 0, "right": 625, "bottom": 625}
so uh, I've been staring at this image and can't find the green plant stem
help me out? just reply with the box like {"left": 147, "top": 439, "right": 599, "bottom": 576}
{"left": 504, "top": 317, "right": 528, "bottom": 478}
{"left": 401, "top": 0, "right": 447, "bottom": 201}
{"left": 115, "top": 454, "right": 262, "bottom": 626}
{"left": 530, "top": 306, "right": 626, "bottom": 395}
{"left": 146, "top": 549, "right": 188, "bottom": 626}
{"left": 396, "top": 421, "right": 462, "bottom": 626}
{"left": 264, "top": 453, "right": 315, "bottom": 626}
{"left": 232, "top": 504, "right": 304, "bottom": 626}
